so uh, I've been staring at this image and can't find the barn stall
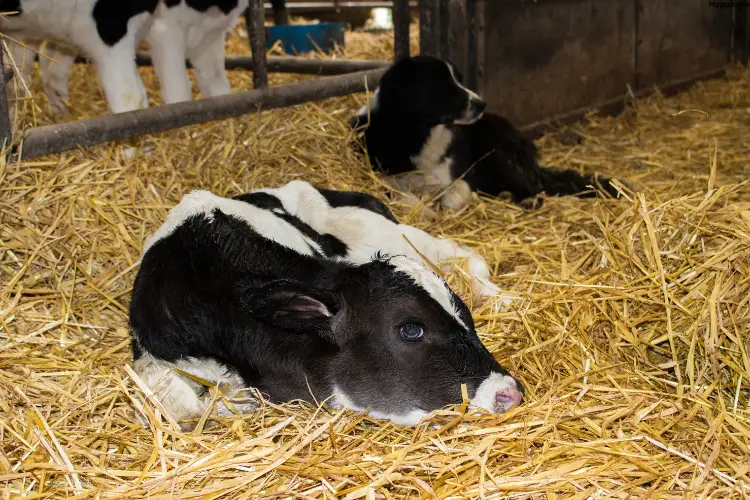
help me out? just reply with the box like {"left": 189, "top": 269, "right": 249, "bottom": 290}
{"left": 1, "top": 0, "right": 749, "bottom": 497}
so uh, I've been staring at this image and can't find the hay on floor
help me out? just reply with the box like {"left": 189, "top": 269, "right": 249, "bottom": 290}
{"left": 1, "top": 22, "right": 749, "bottom": 499}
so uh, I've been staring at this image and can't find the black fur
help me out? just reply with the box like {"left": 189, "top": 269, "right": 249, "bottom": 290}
{"left": 233, "top": 191, "right": 349, "bottom": 258}
{"left": 351, "top": 56, "right": 627, "bottom": 205}
{"left": 129, "top": 188, "right": 521, "bottom": 417}
{"left": 313, "top": 187, "right": 399, "bottom": 224}
{"left": 92, "top": 0, "right": 159, "bottom": 47}
{"left": 0, "top": 1, "right": 22, "bottom": 16}
{"left": 164, "top": 0, "right": 240, "bottom": 15}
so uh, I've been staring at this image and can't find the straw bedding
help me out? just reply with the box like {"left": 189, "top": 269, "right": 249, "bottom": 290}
{"left": 1, "top": 20, "right": 749, "bottom": 499}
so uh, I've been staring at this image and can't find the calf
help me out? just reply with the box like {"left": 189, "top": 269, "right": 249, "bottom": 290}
{"left": 350, "top": 55, "right": 629, "bottom": 210}
{"left": 0, "top": 0, "right": 248, "bottom": 114}
{"left": 130, "top": 181, "right": 523, "bottom": 429}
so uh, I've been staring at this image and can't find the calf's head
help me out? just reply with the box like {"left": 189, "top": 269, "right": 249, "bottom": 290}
{"left": 248, "top": 255, "right": 523, "bottom": 425}
{"left": 377, "top": 55, "right": 486, "bottom": 126}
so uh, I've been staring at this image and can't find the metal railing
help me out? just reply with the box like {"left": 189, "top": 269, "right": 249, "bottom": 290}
{"left": 1, "top": 0, "right": 441, "bottom": 160}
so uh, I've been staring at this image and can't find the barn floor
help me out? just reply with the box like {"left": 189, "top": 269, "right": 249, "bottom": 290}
{"left": 1, "top": 23, "right": 749, "bottom": 499}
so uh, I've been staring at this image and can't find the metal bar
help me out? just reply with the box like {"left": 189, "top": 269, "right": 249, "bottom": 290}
{"left": 270, "top": 0, "right": 290, "bottom": 24}
{"left": 392, "top": 0, "right": 411, "bottom": 60}
{"left": 19, "top": 68, "right": 386, "bottom": 160}
{"left": 0, "top": 47, "right": 12, "bottom": 149}
{"left": 246, "top": 0, "right": 269, "bottom": 88}
{"left": 438, "top": 0, "right": 450, "bottom": 59}
{"left": 419, "top": 0, "right": 436, "bottom": 56}
{"left": 130, "top": 53, "right": 389, "bottom": 75}
{"left": 264, "top": 1, "right": 417, "bottom": 7}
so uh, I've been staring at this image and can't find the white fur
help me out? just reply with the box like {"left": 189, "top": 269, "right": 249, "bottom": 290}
{"left": 388, "top": 255, "right": 468, "bottom": 330}
{"left": 258, "top": 180, "right": 509, "bottom": 304}
{"left": 143, "top": 189, "right": 323, "bottom": 256}
{"left": 148, "top": 0, "right": 248, "bottom": 104}
{"left": 411, "top": 124, "right": 455, "bottom": 187}
{"left": 2, "top": 0, "right": 246, "bottom": 114}
{"left": 355, "top": 88, "right": 380, "bottom": 120}
{"left": 1, "top": 0, "right": 152, "bottom": 113}
{"left": 440, "top": 179, "right": 473, "bottom": 210}
{"left": 446, "top": 61, "right": 484, "bottom": 125}
{"left": 469, "top": 372, "right": 522, "bottom": 414}
{"left": 328, "top": 385, "right": 429, "bottom": 426}
{"left": 133, "top": 352, "right": 256, "bottom": 427}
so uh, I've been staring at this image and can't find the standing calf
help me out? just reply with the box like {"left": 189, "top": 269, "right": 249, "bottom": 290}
{"left": 350, "top": 56, "right": 629, "bottom": 210}
{"left": 130, "top": 181, "right": 523, "bottom": 429}
{"left": 0, "top": 0, "right": 248, "bottom": 114}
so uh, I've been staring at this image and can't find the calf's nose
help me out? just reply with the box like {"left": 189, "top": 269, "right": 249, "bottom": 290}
{"left": 471, "top": 98, "right": 486, "bottom": 114}
{"left": 495, "top": 385, "right": 523, "bottom": 413}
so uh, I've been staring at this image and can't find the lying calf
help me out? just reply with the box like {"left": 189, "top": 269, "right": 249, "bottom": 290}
{"left": 350, "top": 55, "right": 629, "bottom": 210}
{"left": 130, "top": 181, "right": 523, "bottom": 429}
{"left": 1, "top": 0, "right": 247, "bottom": 114}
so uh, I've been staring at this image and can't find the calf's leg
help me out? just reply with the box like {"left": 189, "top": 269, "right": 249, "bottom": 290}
{"left": 147, "top": 17, "right": 193, "bottom": 104}
{"left": 187, "top": 29, "right": 231, "bottom": 99}
{"left": 84, "top": 14, "right": 151, "bottom": 113}
{"left": 38, "top": 41, "right": 75, "bottom": 115}
{"left": 133, "top": 353, "right": 256, "bottom": 430}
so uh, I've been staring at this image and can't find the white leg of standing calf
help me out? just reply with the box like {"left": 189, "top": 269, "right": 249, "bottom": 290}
{"left": 147, "top": 14, "right": 193, "bottom": 105}
{"left": 39, "top": 41, "right": 76, "bottom": 114}
{"left": 85, "top": 13, "right": 151, "bottom": 113}
{"left": 187, "top": 29, "right": 231, "bottom": 98}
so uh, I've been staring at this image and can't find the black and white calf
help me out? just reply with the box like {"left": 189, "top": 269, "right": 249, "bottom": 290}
{"left": 130, "top": 180, "right": 523, "bottom": 429}
{"left": 350, "top": 56, "right": 628, "bottom": 210}
{"left": 0, "top": 0, "right": 248, "bottom": 114}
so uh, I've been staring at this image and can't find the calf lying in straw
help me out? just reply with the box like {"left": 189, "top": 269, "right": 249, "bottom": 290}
{"left": 130, "top": 180, "right": 522, "bottom": 430}
{"left": 2, "top": 0, "right": 248, "bottom": 114}
{"left": 350, "top": 55, "right": 629, "bottom": 210}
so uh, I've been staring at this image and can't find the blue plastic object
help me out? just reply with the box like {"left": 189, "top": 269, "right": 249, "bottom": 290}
{"left": 265, "top": 23, "right": 346, "bottom": 55}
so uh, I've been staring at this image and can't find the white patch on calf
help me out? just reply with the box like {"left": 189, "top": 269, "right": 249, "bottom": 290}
{"left": 133, "top": 353, "right": 255, "bottom": 427}
{"left": 470, "top": 372, "right": 523, "bottom": 414}
{"left": 329, "top": 385, "right": 429, "bottom": 426}
{"left": 388, "top": 255, "right": 468, "bottom": 330}
{"left": 446, "top": 61, "right": 481, "bottom": 101}
{"left": 143, "top": 190, "right": 322, "bottom": 256}
{"left": 258, "top": 180, "right": 508, "bottom": 303}
{"left": 355, "top": 88, "right": 380, "bottom": 119}
{"left": 411, "top": 125, "right": 454, "bottom": 188}
{"left": 445, "top": 61, "right": 484, "bottom": 125}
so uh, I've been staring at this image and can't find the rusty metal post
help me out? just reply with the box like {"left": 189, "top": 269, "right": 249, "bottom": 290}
{"left": 0, "top": 47, "right": 12, "bottom": 150}
{"left": 419, "top": 0, "right": 436, "bottom": 56}
{"left": 246, "top": 0, "right": 269, "bottom": 89}
{"left": 393, "top": 0, "right": 411, "bottom": 60}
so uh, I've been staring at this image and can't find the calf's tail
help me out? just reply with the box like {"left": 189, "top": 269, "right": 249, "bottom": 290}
{"left": 538, "top": 167, "right": 625, "bottom": 199}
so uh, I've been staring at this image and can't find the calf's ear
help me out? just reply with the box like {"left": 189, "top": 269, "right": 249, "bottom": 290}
{"left": 245, "top": 280, "right": 339, "bottom": 334}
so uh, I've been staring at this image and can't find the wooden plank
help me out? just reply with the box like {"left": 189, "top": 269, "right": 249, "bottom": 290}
{"left": 635, "top": 0, "right": 732, "bottom": 89}
{"left": 481, "top": 0, "right": 635, "bottom": 126}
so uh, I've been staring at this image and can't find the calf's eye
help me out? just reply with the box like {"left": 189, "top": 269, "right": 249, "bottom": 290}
{"left": 399, "top": 323, "right": 424, "bottom": 341}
